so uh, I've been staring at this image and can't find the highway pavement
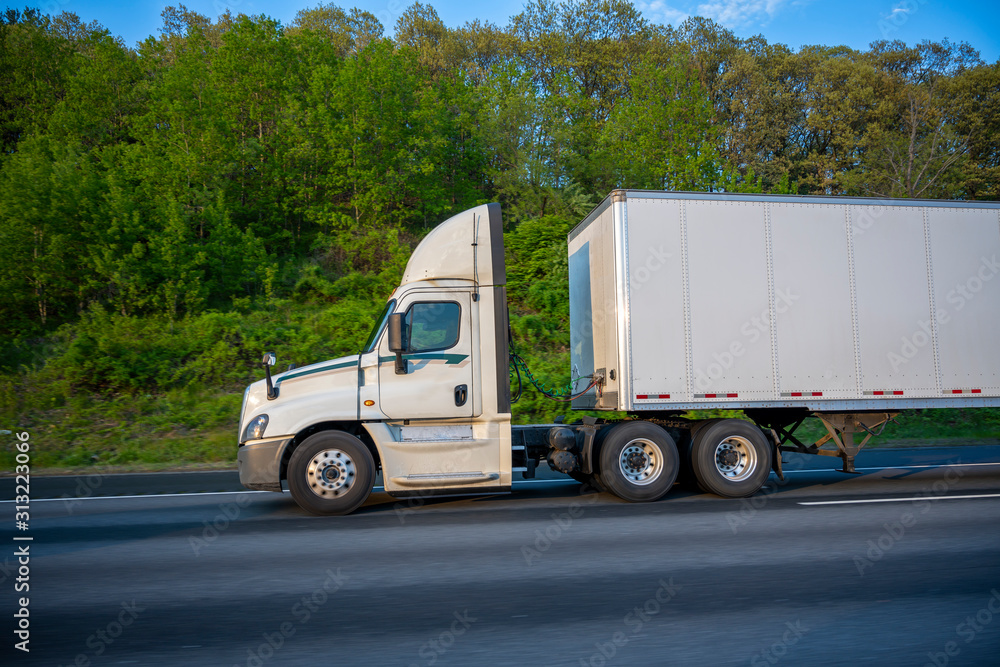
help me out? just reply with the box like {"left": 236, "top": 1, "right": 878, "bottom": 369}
{"left": 3, "top": 445, "right": 1000, "bottom": 666}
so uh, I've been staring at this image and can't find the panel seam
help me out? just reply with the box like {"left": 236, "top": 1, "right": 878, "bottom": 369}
{"left": 681, "top": 202, "right": 693, "bottom": 400}
{"left": 764, "top": 202, "right": 779, "bottom": 399}
{"left": 923, "top": 209, "right": 942, "bottom": 394}
{"left": 845, "top": 206, "right": 863, "bottom": 397}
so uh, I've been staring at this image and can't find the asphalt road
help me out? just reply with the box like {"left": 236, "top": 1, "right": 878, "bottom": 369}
{"left": 4, "top": 446, "right": 1000, "bottom": 666}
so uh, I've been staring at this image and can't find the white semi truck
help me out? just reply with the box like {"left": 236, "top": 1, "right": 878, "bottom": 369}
{"left": 237, "top": 190, "right": 1000, "bottom": 515}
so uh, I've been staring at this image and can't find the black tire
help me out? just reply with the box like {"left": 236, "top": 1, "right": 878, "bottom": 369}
{"left": 675, "top": 434, "right": 698, "bottom": 491}
{"left": 569, "top": 471, "right": 607, "bottom": 494}
{"left": 690, "top": 419, "right": 771, "bottom": 498}
{"left": 676, "top": 419, "right": 721, "bottom": 491}
{"left": 287, "top": 431, "right": 375, "bottom": 515}
{"left": 597, "top": 421, "right": 679, "bottom": 503}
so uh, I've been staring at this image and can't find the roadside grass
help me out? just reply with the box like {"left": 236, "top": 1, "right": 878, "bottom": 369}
{"left": 1, "top": 388, "right": 240, "bottom": 473}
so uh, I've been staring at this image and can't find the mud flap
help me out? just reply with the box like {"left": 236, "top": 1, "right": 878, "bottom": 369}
{"left": 766, "top": 428, "right": 784, "bottom": 481}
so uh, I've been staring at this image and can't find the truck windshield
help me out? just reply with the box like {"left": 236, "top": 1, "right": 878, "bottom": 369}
{"left": 361, "top": 299, "right": 396, "bottom": 354}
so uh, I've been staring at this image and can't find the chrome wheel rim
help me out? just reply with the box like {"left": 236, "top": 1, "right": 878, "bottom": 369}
{"left": 306, "top": 449, "right": 356, "bottom": 498}
{"left": 618, "top": 439, "right": 663, "bottom": 486}
{"left": 713, "top": 436, "right": 757, "bottom": 481}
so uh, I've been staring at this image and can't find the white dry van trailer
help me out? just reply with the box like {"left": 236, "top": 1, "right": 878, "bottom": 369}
{"left": 237, "top": 190, "right": 1000, "bottom": 514}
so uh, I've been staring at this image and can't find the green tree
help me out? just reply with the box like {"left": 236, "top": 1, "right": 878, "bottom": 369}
{"left": 0, "top": 9, "right": 74, "bottom": 155}
{"left": 0, "top": 135, "right": 101, "bottom": 331}
{"left": 855, "top": 41, "right": 982, "bottom": 198}
{"left": 600, "top": 56, "right": 718, "bottom": 190}
{"left": 953, "top": 61, "right": 1000, "bottom": 199}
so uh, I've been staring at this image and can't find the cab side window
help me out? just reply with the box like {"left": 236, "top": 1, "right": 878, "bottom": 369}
{"left": 405, "top": 302, "right": 461, "bottom": 352}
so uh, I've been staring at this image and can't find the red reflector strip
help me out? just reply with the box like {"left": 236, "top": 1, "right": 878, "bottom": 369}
{"left": 636, "top": 394, "right": 648, "bottom": 399}
{"left": 696, "top": 393, "right": 738, "bottom": 399}
{"left": 945, "top": 389, "right": 983, "bottom": 395}
{"left": 635, "top": 394, "right": 671, "bottom": 400}
{"left": 865, "top": 391, "right": 904, "bottom": 396}
{"left": 781, "top": 391, "right": 824, "bottom": 398}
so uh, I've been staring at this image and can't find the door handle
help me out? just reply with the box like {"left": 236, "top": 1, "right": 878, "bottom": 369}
{"left": 455, "top": 384, "right": 468, "bottom": 407}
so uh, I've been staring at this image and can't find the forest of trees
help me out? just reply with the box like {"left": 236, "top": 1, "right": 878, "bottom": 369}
{"left": 1, "top": 1, "right": 998, "bottom": 467}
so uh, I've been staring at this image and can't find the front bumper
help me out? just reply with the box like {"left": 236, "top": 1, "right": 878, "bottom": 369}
{"left": 237, "top": 437, "right": 293, "bottom": 492}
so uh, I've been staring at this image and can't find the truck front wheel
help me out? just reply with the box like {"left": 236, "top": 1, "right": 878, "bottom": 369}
{"left": 690, "top": 419, "right": 771, "bottom": 498}
{"left": 287, "top": 431, "right": 375, "bottom": 515}
{"left": 598, "top": 422, "right": 679, "bottom": 502}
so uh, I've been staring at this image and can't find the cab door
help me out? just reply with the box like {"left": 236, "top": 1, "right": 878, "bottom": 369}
{"left": 377, "top": 290, "right": 477, "bottom": 420}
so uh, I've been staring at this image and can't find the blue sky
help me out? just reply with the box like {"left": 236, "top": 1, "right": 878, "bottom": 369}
{"left": 36, "top": 0, "right": 1000, "bottom": 61}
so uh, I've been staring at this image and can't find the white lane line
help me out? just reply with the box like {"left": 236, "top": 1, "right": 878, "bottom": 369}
{"left": 0, "top": 490, "right": 277, "bottom": 503}
{"left": 0, "top": 479, "right": 580, "bottom": 503}
{"left": 782, "top": 462, "right": 1000, "bottom": 474}
{"left": 798, "top": 493, "right": 1000, "bottom": 506}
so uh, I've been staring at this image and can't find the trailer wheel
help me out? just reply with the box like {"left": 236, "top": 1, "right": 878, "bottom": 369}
{"left": 287, "top": 431, "right": 375, "bottom": 515}
{"left": 690, "top": 419, "right": 771, "bottom": 498}
{"left": 677, "top": 419, "right": 721, "bottom": 491}
{"left": 598, "top": 422, "right": 679, "bottom": 502}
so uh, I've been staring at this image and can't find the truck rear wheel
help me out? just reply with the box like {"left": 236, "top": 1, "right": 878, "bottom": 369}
{"left": 287, "top": 431, "right": 375, "bottom": 515}
{"left": 569, "top": 472, "right": 607, "bottom": 494}
{"left": 598, "top": 422, "right": 679, "bottom": 502}
{"left": 677, "top": 419, "right": 721, "bottom": 491}
{"left": 690, "top": 419, "right": 771, "bottom": 498}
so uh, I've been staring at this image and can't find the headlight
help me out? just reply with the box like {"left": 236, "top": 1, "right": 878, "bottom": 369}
{"left": 243, "top": 414, "right": 268, "bottom": 441}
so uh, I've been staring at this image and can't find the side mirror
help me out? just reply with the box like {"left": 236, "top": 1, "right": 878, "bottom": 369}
{"left": 262, "top": 351, "right": 278, "bottom": 400}
{"left": 387, "top": 313, "right": 407, "bottom": 375}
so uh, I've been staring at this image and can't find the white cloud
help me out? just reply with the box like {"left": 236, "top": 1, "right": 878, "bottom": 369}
{"left": 636, "top": 1, "right": 691, "bottom": 27}
{"left": 638, "top": 0, "right": 801, "bottom": 30}
{"left": 884, "top": 1, "right": 914, "bottom": 19}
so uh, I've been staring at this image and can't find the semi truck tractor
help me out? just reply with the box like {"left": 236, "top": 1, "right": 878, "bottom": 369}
{"left": 237, "top": 190, "right": 1000, "bottom": 515}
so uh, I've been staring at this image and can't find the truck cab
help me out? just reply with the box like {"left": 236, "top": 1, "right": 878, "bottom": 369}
{"left": 237, "top": 203, "right": 514, "bottom": 514}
